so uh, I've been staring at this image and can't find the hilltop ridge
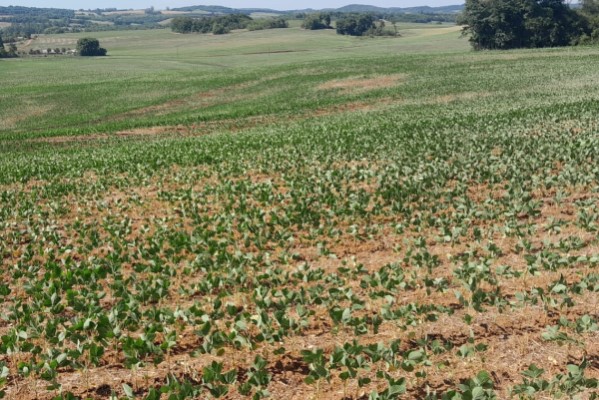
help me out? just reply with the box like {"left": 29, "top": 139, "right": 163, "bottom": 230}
{"left": 170, "top": 3, "right": 465, "bottom": 14}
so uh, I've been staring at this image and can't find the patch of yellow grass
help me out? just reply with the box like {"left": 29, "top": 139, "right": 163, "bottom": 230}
{"left": 317, "top": 73, "right": 407, "bottom": 94}
{"left": 0, "top": 105, "right": 54, "bottom": 130}
{"left": 407, "top": 25, "right": 462, "bottom": 37}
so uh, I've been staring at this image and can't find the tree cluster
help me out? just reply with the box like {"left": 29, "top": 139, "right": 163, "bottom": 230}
{"left": 336, "top": 14, "right": 384, "bottom": 36}
{"left": 76, "top": 37, "right": 107, "bottom": 56}
{"left": 27, "top": 47, "right": 73, "bottom": 55}
{"left": 301, "top": 13, "right": 332, "bottom": 30}
{"left": 144, "top": 6, "right": 160, "bottom": 15}
{"left": 302, "top": 11, "right": 457, "bottom": 29}
{"left": 578, "top": 0, "right": 599, "bottom": 43}
{"left": 301, "top": 12, "right": 400, "bottom": 37}
{"left": 385, "top": 12, "right": 457, "bottom": 24}
{"left": 0, "top": 33, "right": 17, "bottom": 58}
{"left": 171, "top": 14, "right": 252, "bottom": 34}
{"left": 459, "top": 0, "right": 591, "bottom": 49}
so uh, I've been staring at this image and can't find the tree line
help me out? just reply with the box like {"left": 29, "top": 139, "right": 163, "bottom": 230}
{"left": 0, "top": 36, "right": 107, "bottom": 58}
{"left": 299, "top": 11, "right": 457, "bottom": 24}
{"left": 171, "top": 14, "right": 288, "bottom": 35}
{"left": 460, "top": 0, "right": 599, "bottom": 49}
{"left": 336, "top": 14, "right": 396, "bottom": 36}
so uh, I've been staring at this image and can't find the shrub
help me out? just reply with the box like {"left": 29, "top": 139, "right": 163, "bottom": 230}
{"left": 76, "top": 38, "right": 107, "bottom": 56}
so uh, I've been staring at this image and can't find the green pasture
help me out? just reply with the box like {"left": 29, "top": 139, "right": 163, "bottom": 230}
{"left": 3, "top": 25, "right": 599, "bottom": 146}
{"left": 1, "top": 25, "right": 466, "bottom": 140}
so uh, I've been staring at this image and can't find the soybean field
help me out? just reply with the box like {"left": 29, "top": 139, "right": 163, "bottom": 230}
{"left": 1, "top": 24, "right": 599, "bottom": 400}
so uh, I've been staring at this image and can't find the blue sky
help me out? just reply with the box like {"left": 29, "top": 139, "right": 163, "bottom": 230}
{"left": 0, "top": 0, "right": 461, "bottom": 11}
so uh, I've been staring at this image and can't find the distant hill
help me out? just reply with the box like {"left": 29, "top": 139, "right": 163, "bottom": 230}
{"left": 171, "top": 4, "right": 465, "bottom": 15}
{"left": 332, "top": 4, "right": 464, "bottom": 13}
{"left": 171, "top": 5, "right": 284, "bottom": 14}
{"left": 330, "top": 4, "right": 389, "bottom": 12}
{"left": 401, "top": 5, "right": 465, "bottom": 13}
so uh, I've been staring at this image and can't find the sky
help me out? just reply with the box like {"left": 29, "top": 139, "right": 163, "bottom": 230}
{"left": 0, "top": 0, "right": 462, "bottom": 11}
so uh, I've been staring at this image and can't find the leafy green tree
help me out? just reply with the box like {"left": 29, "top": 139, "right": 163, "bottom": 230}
{"left": 336, "top": 14, "right": 376, "bottom": 36}
{"left": 171, "top": 17, "right": 193, "bottom": 33}
{"left": 459, "top": 0, "right": 588, "bottom": 49}
{"left": 212, "top": 23, "right": 230, "bottom": 35}
{"left": 144, "top": 6, "right": 159, "bottom": 15}
{"left": 579, "top": 0, "right": 599, "bottom": 41}
{"left": 525, "top": 0, "right": 588, "bottom": 47}
{"left": 76, "top": 38, "right": 107, "bottom": 56}
{"left": 301, "top": 13, "right": 332, "bottom": 30}
{"left": 581, "top": 0, "right": 599, "bottom": 16}
{"left": 0, "top": 34, "right": 15, "bottom": 58}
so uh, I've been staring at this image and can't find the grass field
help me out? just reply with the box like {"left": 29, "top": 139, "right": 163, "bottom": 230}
{"left": 1, "top": 24, "right": 599, "bottom": 399}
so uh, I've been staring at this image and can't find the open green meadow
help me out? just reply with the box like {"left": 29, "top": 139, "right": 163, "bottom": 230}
{"left": 1, "top": 24, "right": 599, "bottom": 399}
